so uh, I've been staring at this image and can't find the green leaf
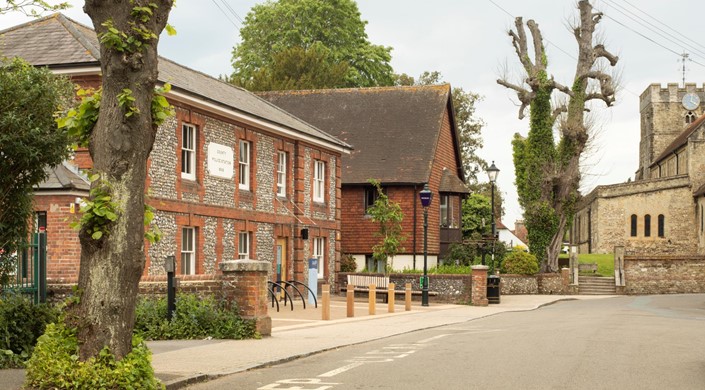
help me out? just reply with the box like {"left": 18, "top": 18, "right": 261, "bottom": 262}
{"left": 165, "top": 24, "right": 176, "bottom": 36}
{"left": 91, "top": 231, "right": 103, "bottom": 240}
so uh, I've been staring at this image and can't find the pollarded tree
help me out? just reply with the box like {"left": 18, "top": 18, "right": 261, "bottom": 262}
{"left": 497, "top": 0, "right": 618, "bottom": 272}
{"left": 231, "top": 0, "right": 394, "bottom": 89}
{"left": 0, "top": 57, "right": 74, "bottom": 287}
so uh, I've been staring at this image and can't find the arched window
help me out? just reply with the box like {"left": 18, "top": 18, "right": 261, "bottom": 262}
{"left": 630, "top": 214, "right": 637, "bottom": 237}
{"left": 658, "top": 214, "right": 665, "bottom": 237}
{"left": 686, "top": 111, "right": 696, "bottom": 124}
{"left": 644, "top": 214, "right": 651, "bottom": 237}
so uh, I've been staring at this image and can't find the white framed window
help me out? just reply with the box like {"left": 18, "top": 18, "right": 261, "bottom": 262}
{"left": 440, "top": 195, "right": 449, "bottom": 227}
{"left": 313, "top": 237, "right": 325, "bottom": 279}
{"left": 239, "top": 140, "right": 250, "bottom": 190}
{"left": 181, "top": 124, "right": 196, "bottom": 180}
{"left": 277, "top": 151, "right": 287, "bottom": 197}
{"left": 313, "top": 160, "right": 325, "bottom": 203}
{"left": 181, "top": 227, "right": 196, "bottom": 275}
{"left": 238, "top": 231, "right": 250, "bottom": 259}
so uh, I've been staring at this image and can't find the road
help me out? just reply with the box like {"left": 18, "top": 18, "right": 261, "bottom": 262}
{"left": 187, "top": 294, "right": 705, "bottom": 390}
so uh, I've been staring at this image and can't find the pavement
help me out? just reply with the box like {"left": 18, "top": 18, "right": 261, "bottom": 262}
{"left": 0, "top": 294, "right": 616, "bottom": 389}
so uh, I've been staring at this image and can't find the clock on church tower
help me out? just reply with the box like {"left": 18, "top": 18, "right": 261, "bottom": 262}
{"left": 682, "top": 92, "right": 700, "bottom": 110}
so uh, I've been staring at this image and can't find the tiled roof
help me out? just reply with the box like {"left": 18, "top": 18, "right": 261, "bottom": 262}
{"left": 35, "top": 162, "right": 90, "bottom": 191}
{"left": 259, "top": 85, "right": 459, "bottom": 185}
{"left": 650, "top": 113, "right": 705, "bottom": 167}
{"left": 439, "top": 167, "right": 469, "bottom": 194}
{"left": 0, "top": 14, "right": 349, "bottom": 151}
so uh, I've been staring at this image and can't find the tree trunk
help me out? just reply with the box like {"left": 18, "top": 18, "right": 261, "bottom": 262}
{"left": 71, "top": 1, "right": 172, "bottom": 361}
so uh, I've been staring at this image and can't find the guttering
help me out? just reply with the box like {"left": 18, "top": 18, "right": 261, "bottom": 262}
{"left": 166, "top": 88, "right": 351, "bottom": 155}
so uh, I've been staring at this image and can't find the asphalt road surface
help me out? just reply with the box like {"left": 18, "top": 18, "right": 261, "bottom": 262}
{"left": 188, "top": 294, "right": 705, "bottom": 390}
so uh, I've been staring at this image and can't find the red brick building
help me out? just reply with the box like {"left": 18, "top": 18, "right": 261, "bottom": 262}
{"left": 1, "top": 14, "right": 351, "bottom": 286}
{"left": 261, "top": 85, "right": 469, "bottom": 271}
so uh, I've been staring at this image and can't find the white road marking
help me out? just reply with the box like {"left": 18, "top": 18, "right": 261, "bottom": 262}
{"left": 318, "top": 362, "right": 367, "bottom": 378}
{"left": 417, "top": 334, "right": 451, "bottom": 344}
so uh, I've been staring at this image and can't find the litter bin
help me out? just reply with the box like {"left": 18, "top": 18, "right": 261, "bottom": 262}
{"left": 487, "top": 275, "right": 500, "bottom": 304}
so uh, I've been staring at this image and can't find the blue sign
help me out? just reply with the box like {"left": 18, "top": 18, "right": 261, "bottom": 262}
{"left": 308, "top": 258, "right": 318, "bottom": 304}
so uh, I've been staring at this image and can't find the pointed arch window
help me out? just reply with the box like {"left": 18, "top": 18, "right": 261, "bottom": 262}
{"left": 686, "top": 111, "right": 696, "bottom": 124}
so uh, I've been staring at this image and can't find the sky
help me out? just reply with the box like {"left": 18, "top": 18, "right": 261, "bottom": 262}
{"left": 3, "top": 0, "right": 705, "bottom": 226}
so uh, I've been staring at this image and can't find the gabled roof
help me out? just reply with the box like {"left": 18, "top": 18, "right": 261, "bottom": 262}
{"left": 0, "top": 14, "right": 350, "bottom": 153}
{"left": 650, "top": 112, "right": 705, "bottom": 167}
{"left": 259, "top": 85, "right": 464, "bottom": 185}
{"left": 35, "top": 162, "right": 90, "bottom": 192}
{"left": 439, "top": 167, "right": 470, "bottom": 194}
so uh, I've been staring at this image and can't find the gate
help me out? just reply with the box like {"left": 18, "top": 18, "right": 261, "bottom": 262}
{"left": 3, "top": 232, "right": 47, "bottom": 304}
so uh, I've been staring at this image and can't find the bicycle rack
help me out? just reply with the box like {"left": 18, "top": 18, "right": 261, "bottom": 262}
{"left": 267, "top": 281, "right": 293, "bottom": 311}
{"left": 278, "top": 280, "right": 306, "bottom": 309}
{"left": 266, "top": 285, "right": 280, "bottom": 312}
{"left": 287, "top": 280, "right": 318, "bottom": 308}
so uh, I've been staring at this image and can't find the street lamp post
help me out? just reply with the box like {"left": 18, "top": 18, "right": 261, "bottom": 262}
{"left": 487, "top": 161, "right": 500, "bottom": 240}
{"left": 419, "top": 184, "right": 433, "bottom": 306}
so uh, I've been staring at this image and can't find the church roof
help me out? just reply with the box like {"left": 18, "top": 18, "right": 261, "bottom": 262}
{"left": 0, "top": 13, "right": 350, "bottom": 153}
{"left": 259, "top": 85, "right": 465, "bottom": 185}
{"left": 650, "top": 112, "right": 705, "bottom": 167}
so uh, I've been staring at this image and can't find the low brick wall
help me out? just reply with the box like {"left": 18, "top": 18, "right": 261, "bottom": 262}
{"left": 337, "top": 272, "right": 568, "bottom": 304}
{"left": 624, "top": 255, "right": 705, "bottom": 294}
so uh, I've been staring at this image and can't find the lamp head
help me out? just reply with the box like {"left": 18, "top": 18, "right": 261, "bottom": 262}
{"left": 487, "top": 161, "right": 500, "bottom": 183}
{"left": 419, "top": 183, "right": 433, "bottom": 208}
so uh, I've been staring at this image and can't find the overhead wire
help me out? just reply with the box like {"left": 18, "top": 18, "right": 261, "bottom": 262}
{"left": 219, "top": 0, "right": 245, "bottom": 25}
{"left": 210, "top": 0, "right": 239, "bottom": 30}
{"left": 600, "top": 0, "right": 705, "bottom": 63}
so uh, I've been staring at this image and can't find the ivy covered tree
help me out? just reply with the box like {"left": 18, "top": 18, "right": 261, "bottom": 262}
{"left": 230, "top": 0, "right": 394, "bottom": 90}
{"left": 58, "top": 1, "right": 176, "bottom": 364}
{"left": 367, "top": 179, "right": 405, "bottom": 273}
{"left": 497, "top": 0, "right": 618, "bottom": 272}
{"left": 396, "top": 71, "right": 486, "bottom": 182}
{"left": 0, "top": 57, "right": 74, "bottom": 287}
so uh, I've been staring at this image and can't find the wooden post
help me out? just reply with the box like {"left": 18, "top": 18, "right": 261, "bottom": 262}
{"left": 322, "top": 284, "right": 331, "bottom": 320}
{"left": 405, "top": 282, "right": 412, "bottom": 311}
{"left": 369, "top": 284, "right": 376, "bottom": 315}
{"left": 387, "top": 282, "right": 395, "bottom": 313}
{"left": 346, "top": 284, "right": 355, "bottom": 318}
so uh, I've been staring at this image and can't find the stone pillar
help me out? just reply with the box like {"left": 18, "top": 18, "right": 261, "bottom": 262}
{"left": 219, "top": 260, "right": 272, "bottom": 336}
{"left": 471, "top": 265, "right": 489, "bottom": 307}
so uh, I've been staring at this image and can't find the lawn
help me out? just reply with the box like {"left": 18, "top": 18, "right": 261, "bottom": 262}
{"left": 560, "top": 253, "right": 614, "bottom": 277}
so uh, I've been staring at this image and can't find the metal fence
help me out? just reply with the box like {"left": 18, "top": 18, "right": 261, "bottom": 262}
{"left": 2, "top": 232, "right": 47, "bottom": 304}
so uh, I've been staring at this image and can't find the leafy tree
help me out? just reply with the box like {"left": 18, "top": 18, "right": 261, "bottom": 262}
{"left": 396, "top": 71, "right": 486, "bottom": 182}
{"left": 461, "top": 193, "right": 492, "bottom": 239}
{"left": 497, "top": 0, "right": 617, "bottom": 272}
{"left": 1, "top": 0, "right": 68, "bottom": 16}
{"left": 231, "top": 43, "right": 350, "bottom": 91}
{"left": 231, "top": 0, "right": 394, "bottom": 90}
{"left": 0, "top": 57, "right": 74, "bottom": 287}
{"left": 367, "top": 179, "right": 405, "bottom": 273}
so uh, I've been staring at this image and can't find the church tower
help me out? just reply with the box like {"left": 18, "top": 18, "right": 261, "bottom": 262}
{"left": 638, "top": 83, "right": 704, "bottom": 180}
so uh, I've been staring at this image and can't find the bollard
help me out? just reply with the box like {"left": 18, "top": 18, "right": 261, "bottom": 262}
{"left": 388, "top": 282, "right": 395, "bottom": 313}
{"left": 346, "top": 284, "right": 355, "bottom": 317}
{"left": 369, "top": 284, "right": 376, "bottom": 315}
{"left": 405, "top": 283, "right": 412, "bottom": 311}
{"left": 322, "top": 284, "right": 330, "bottom": 320}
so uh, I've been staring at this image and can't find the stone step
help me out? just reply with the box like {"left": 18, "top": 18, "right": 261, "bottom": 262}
{"left": 579, "top": 277, "right": 616, "bottom": 295}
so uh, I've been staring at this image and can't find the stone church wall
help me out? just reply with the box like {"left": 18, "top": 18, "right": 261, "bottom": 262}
{"left": 575, "top": 176, "right": 696, "bottom": 255}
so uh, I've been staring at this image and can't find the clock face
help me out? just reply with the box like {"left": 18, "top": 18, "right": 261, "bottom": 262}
{"left": 682, "top": 92, "right": 700, "bottom": 110}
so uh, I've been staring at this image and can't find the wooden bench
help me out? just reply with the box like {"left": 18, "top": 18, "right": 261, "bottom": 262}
{"left": 341, "top": 274, "right": 438, "bottom": 302}
{"left": 578, "top": 263, "right": 598, "bottom": 273}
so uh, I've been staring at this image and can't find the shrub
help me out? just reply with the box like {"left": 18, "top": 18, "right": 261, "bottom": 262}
{"left": 442, "top": 243, "right": 477, "bottom": 266}
{"left": 25, "top": 321, "right": 163, "bottom": 390}
{"left": 0, "top": 293, "right": 58, "bottom": 368}
{"left": 134, "top": 294, "right": 258, "bottom": 340}
{"left": 501, "top": 247, "right": 539, "bottom": 275}
{"left": 340, "top": 254, "right": 357, "bottom": 272}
